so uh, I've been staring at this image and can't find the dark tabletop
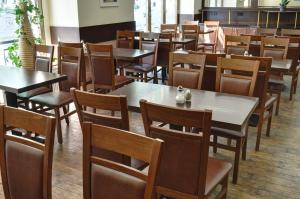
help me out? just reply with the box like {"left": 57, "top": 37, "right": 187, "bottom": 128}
{"left": 0, "top": 66, "right": 67, "bottom": 94}
{"left": 270, "top": 59, "right": 293, "bottom": 72}
{"left": 113, "top": 48, "right": 154, "bottom": 60}
{"left": 110, "top": 82, "right": 258, "bottom": 131}
{"left": 160, "top": 38, "right": 196, "bottom": 45}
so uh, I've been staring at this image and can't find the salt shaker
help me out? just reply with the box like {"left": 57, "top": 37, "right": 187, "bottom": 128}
{"left": 185, "top": 89, "right": 192, "bottom": 102}
{"left": 176, "top": 86, "right": 185, "bottom": 104}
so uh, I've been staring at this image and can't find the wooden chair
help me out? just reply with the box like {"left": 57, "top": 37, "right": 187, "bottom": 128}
{"left": 30, "top": 46, "right": 83, "bottom": 144}
{"left": 168, "top": 52, "right": 206, "bottom": 89}
{"left": 183, "top": 20, "right": 199, "bottom": 25}
{"left": 198, "top": 21, "right": 219, "bottom": 53}
{"left": 140, "top": 100, "right": 232, "bottom": 199}
{"left": 157, "top": 33, "right": 173, "bottom": 83}
{"left": 160, "top": 24, "right": 177, "bottom": 37}
{"left": 0, "top": 105, "right": 56, "bottom": 199}
{"left": 258, "top": 28, "right": 277, "bottom": 36}
{"left": 285, "top": 37, "right": 300, "bottom": 100}
{"left": 17, "top": 44, "right": 54, "bottom": 110}
{"left": 82, "top": 122, "right": 163, "bottom": 199}
{"left": 71, "top": 88, "right": 147, "bottom": 169}
{"left": 124, "top": 32, "right": 159, "bottom": 83}
{"left": 212, "top": 57, "right": 259, "bottom": 184}
{"left": 190, "top": 52, "right": 226, "bottom": 91}
{"left": 231, "top": 55, "right": 276, "bottom": 151}
{"left": 58, "top": 41, "right": 89, "bottom": 90}
{"left": 224, "top": 35, "right": 251, "bottom": 55}
{"left": 182, "top": 25, "right": 199, "bottom": 51}
{"left": 281, "top": 29, "right": 300, "bottom": 37}
{"left": 86, "top": 44, "right": 133, "bottom": 93}
{"left": 116, "top": 30, "right": 135, "bottom": 75}
{"left": 261, "top": 37, "right": 289, "bottom": 115}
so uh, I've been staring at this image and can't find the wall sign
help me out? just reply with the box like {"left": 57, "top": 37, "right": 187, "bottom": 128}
{"left": 100, "top": 0, "right": 119, "bottom": 7}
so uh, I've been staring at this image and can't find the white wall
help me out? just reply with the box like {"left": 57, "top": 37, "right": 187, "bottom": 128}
{"left": 194, "top": 0, "right": 202, "bottom": 13}
{"left": 77, "top": 0, "right": 134, "bottom": 27}
{"left": 180, "top": 0, "right": 195, "bottom": 14}
{"left": 47, "top": 0, "right": 79, "bottom": 27}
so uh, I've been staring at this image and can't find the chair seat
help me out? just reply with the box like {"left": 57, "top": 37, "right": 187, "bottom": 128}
{"left": 211, "top": 126, "right": 245, "bottom": 137}
{"left": 18, "top": 87, "right": 51, "bottom": 99}
{"left": 125, "top": 63, "right": 156, "bottom": 73}
{"left": 30, "top": 91, "right": 73, "bottom": 107}
{"left": 205, "top": 158, "right": 232, "bottom": 196}
{"left": 269, "top": 74, "right": 284, "bottom": 85}
{"left": 264, "top": 95, "right": 277, "bottom": 109}
{"left": 115, "top": 75, "right": 134, "bottom": 88}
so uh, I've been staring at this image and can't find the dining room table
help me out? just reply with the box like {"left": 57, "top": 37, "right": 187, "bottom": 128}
{"left": 110, "top": 82, "right": 259, "bottom": 132}
{"left": 0, "top": 66, "right": 67, "bottom": 107}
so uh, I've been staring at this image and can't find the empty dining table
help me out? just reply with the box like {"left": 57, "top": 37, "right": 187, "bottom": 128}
{"left": 110, "top": 82, "right": 259, "bottom": 131}
{"left": 0, "top": 66, "right": 67, "bottom": 107}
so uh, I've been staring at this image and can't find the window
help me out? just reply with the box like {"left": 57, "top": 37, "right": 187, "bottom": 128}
{"left": 134, "top": 0, "right": 178, "bottom": 32}
{"left": 204, "top": 0, "right": 252, "bottom": 8}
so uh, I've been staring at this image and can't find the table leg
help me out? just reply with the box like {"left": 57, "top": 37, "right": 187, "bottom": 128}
{"left": 4, "top": 91, "right": 18, "bottom": 107}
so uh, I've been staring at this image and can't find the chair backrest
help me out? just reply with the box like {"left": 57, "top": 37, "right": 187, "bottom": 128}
{"left": 168, "top": 52, "right": 206, "bottom": 89}
{"left": 58, "top": 42, "right": 87, "bottom": 86}
{"left": 281, "top": 29, "right": 300, "bottom": 37}
{"left": 183, "top": 20, "right": 199, "bottom": 25}
{"left": 216, "top": 57, "right": 260, "bottom": 96}
{"left": 33, "top": 44, "right": 54, "bottom": 73}
{"left": 71, "top": 88, "right": 129, "bottom": 131}
{"left": 139, "top": 32, "right": 159, "bottom": 66}
{"left": 58, "top": 46, "right": 82, "bottom": 92}
{"left": 160, "top": 24, "right": 177, "bottom": 37}
{"left": 260, "top": 37, "right": 289, "bottom": 59}
{"left": 157, "top": 33, "right": 173, "bottom": 67}
{"left": 0, "top": 105, "right": 56, "bottom": 199}
{"left": 204, "top": 21, "right": 219, "bottom": 44}
{"left": 116, "top": 30, "right": 135, "bottom": 49}
{"left": 286, "top": 37, "right": 300, "bottom": 72}
{"left": 225, "top": 35, "right": 251, "bottom": 55}
{"left": 86, "top": 44, "right": 116, "bottom": 90}
{"left": 82, "top": 122, "right": 163, "bottom": 199}
{"left": 258, "top": 28, "right": 277, "bottom": 36}
{"left": 182, "top": 25, "right": 199, "bottom": 51}
{"left": 231, "top": 55, "right": 272, "bottom": 110}
{"left": 140, "top": 100, "right": 212, "bottom": 198}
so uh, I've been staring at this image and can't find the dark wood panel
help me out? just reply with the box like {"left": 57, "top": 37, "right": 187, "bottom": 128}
{"left": 79, "top": 21, "right": 136, "bottom": 43}
{"left": 50, "top": 26, "right": 80, "bottom": 44}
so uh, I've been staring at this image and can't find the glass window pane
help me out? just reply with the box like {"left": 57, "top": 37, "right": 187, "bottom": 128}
{"left": 151, "top": 0, "right": 163, "bottom": 32}
{"left": 134, "top": 0, "right": 148, "bottom": 31}
{"left": 166, "top": 0, "right": 177, "bottom": 24}
{"left": 205, "top": 0, "right": 252, "bottom": 8}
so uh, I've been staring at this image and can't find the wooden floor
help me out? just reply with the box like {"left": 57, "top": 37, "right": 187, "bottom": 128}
{"left": 0, "top": 76, "right": 300, "bottom": 199}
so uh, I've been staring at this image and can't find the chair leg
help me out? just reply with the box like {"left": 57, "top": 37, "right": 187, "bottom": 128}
{"left": 233, "top": 138, "right": 242, "bottom": 184}
{"left": 154, "top": 68, "right": 158, "bottom": 84}
{"left": 294, "top": 79, "right": 298, "bottom": 94}
{"left": 290, "top": 79, "right": 294, "bottom": 101}
{"left": 143, "top": 73, "right": 148, "bottom": 83}
{"left": 221, "top": 175, "right": 229, "bottom": 199}
{"left": 266, "top": 105, "right": 274, "bottom": 137}
{"left": 54, "top": 107, "right": 63, "bottom": 144}
{"left": 213, "top": 135, "right": 218, "bottom": 153}
{"left": 24, "top": 100, "right": 30, "bottom": 110}
{"left": 255, "top": 116, "right": 264, "bottom": 151}
{"left": 62, "top": 105, "right": 70, "bottom": 125}
{"left": 275, "top": 91, "right": 281, "bottom": 116}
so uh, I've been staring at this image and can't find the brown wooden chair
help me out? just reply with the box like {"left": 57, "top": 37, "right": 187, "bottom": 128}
{"left": 261, "top": 37, "right": 289, "bottom": 115}
{"left": 17, "top": 44, "right": 54, "bottom": 109}
{"left": 168, "top": 52, "right": 206, "bottom": 89}
{"left": 116, "top": 30, "right": 135, "bottom": 75}
{"left": 157, "top": 33, "right": 173, "bottom": 83}
{"left": 0, "top": 105, "right": 56, "bottom": 199}
{"left": 258, "top": 28, "right": 277, "bottom": 36}
{"left": 82, "top": 122, "right": 163, "bottom": 199}
{"left": 182, "top": 25, "right": 199, "bottom": 51}
{"left": 198, "top": 21, "right": 219, "bottom": 53}
{"left": 160, "top": 24, "right": 177, "bottom": 37}
{"left": 285, "top": 37, "right": 300, "bottom": 100}
{"left": 124, "top": 32, "right": 159, "bottom": 83}
{"left": 224, "top": 35, "right": 251, "bottom": 55}
{"left": 58, "top": 41, "right": 89, "bottom": 90}
{"left": 71, "top": 88, "right": 147, "bottom": 170}
{"left": 231, "top": 55, "right": 276, "bottom": 151}
{"left": 212, "top": 57, "right": 259, "bottom": 184}
{"left": 140, "top": 100, "right": 232, "bottom": 199}
{"left": 30, "top": 46, "right": 83, "bottom": 144}
{"left": 86, "top": 44, "right": 133, "bottom": 93}
{"left": 190, "top": 52, "right": 226, "bottom": 91}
